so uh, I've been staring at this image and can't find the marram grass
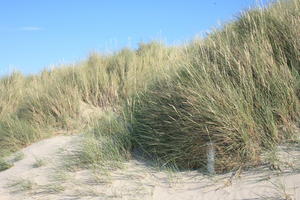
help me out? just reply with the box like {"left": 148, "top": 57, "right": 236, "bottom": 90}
{"left": 129, "top": 0, "right": 300, "bottom": 172}
{"left": 0, "top": 41, "right": 181, "bottom": 158}
{"left": 0, "top": 0, "right": 299, "bottom": 173}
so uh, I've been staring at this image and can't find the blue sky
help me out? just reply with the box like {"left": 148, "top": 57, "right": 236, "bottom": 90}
{"left": 0, "top": 0, "right": 268, "bottom": 76}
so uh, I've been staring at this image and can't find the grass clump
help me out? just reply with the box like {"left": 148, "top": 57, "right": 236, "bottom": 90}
{"left": 8, "top": 178, "right": 36, "bottom": 192}
{"left": 35, "top": 184, "right": 65, "bottom": 194}
{"left": 0, "top": 158, "right": 13, "bottom": 171}
{"left": 78, "top": 111, "right": 131, "bottom": 169}
{"left": 0, "top": 117, "right": 40, "bottom": 157}
{"left": 32, "top": 157, "right": 46, "bottom": 168}
{"left": 129, "top": 0, "right": 300, "bottom": 172}
{"left": 12, "top": 152, "right": 25, "bottom": 162}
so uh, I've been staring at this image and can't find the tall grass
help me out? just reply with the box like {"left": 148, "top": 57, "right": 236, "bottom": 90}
{"left": 129, "top": 0, "right": 300, "bottom": 172}
{"left": 77, "top": 111, "right": 131, "bottom": 169}
{"left": 0, "top": 41, "right": 182, "bottom": 157}
{"left": 0, "top": 0, "right": 299, "bottom": 173}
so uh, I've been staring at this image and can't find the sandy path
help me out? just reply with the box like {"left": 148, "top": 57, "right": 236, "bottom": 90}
{"left": 0, "top": 135, "right": 300, "bottom": 200}
{"left": 0, "top": 135, "right": 77, "bottom": 200}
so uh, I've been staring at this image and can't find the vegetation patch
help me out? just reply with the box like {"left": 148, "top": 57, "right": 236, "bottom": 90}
{"left": 0, "top": 0, "right": 299, "bottom": 174}
{"left": 129, "top": 0, "right": 300, "bottom": 172}
{"left": 0, "top": 158, "right": 13, "bottom": 172}
{"left": 77, "top": 111, "right": 131, "bottom": 169}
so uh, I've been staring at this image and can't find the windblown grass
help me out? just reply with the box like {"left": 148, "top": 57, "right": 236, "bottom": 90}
{"left": 129, "top": 0, "right": 300, "bottom": 172}
{"left": 77, "top": 111, "right": 131, "bottom": 169}
{"left": 0, "top": 41, "right": 181, "bottom": 158}
{"left": 0, "top": 158, "right": 13, "bottom": 172}
{"left": 0, "top": 0, "right": 299, "bottom": 173}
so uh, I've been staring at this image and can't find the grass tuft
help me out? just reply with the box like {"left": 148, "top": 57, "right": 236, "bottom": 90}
{"left": 0, "top": 158, "right": 13, "bottom": 172}
{"left": 77, "top": 111, "right": 131, "bottom": 169}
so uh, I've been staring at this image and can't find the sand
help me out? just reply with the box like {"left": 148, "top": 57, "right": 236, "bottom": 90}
{"left": 0, "top": 135, "right": 300, "bottom": 200}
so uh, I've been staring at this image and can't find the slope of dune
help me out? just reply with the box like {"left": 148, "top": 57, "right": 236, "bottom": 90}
{"left": 0, "top": 135, "right": 300, "bottom": 200}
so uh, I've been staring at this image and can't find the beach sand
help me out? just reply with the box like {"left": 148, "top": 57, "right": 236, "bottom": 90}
{"left": 1, "top": 135, "right": 299, "bottom": 200}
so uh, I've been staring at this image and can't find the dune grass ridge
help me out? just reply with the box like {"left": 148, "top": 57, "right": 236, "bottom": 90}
{"left": 0, "top": 41, "right": 183, "bottom": 158}
{"left": 0, "top": 0, "right": 299, "bottom": 173}
{"left": 129, "top": 0, "right": 300, "bottom": 172}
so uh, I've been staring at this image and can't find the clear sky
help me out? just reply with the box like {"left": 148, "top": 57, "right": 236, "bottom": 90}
{"left": 0, "top": 0, "right": 268, "bottom": 76}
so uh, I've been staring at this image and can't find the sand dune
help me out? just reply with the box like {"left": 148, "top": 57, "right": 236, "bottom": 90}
{"left": 0, "top": 135, "right": 300, "bottom": 200}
